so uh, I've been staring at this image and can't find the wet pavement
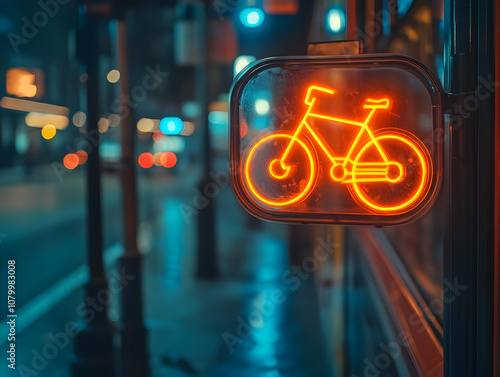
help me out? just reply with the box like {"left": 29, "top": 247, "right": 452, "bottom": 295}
{"left": 1, "top": 160, "right": 329, "bottom": 377}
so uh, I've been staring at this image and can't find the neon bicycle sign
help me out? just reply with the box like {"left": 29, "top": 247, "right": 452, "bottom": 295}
{"left": 230, "top": 55, "right": 443, "bottom": 225}
{"left": 244, "top": 84, "right": 432, "bottom": 212}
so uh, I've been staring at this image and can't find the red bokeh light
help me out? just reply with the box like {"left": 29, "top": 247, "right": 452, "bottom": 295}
{"left": 160, "top": 152, "right": 177, "bottom": 168}
{"left": 152, "top": 131, "right": 165, "bottom": 142}
{"left": 75, "top": 150, "right": 88, "bottom": 165}
{"left": 240, "top": 121, "right": 248, "bottom": 138}
{"left": 138, "top": 152, "right": 154, "bottom": 168}
{"left": 63, "top": 154, "right": 79, "bottom": 170}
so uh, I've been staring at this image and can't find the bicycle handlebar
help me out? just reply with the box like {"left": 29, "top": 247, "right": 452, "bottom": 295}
{"left": 304, "top": 86, "right": 335, "bottom": 105}
{"left": 304, "top": 85, "right": 391, "bottom": 112}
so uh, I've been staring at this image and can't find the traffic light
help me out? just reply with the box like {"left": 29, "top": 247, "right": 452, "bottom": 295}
{"left": 230, "top": 55, "right": 444, "bottom": 226}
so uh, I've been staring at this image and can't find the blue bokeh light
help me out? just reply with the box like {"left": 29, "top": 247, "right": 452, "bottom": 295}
{"left": 239, "top": 8, "right": 265, "bottom": 28}
{"left": 326, "top": 7, "right": 346, "bottom": 33}
{"left": 159, "top": 117, "right": 184, "bottom": 135}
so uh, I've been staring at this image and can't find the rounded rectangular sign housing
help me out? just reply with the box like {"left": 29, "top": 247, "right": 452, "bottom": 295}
{"left": 229, "top": 55, "right": 444, "bottom": 226}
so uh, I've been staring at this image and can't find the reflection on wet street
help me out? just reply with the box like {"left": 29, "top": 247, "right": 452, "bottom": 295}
{"left": 0, "top": 160, "right": 328, "bottom": 377}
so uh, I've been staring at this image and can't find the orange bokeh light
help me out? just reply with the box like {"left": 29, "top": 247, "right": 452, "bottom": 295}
{"left": 160, "top": 152, "right": 177, "bottom": 168}
{"left": 153, "top": 152, "right": 164, "bottom": 166}
{"left": 6, "top": 68, "right": 37, "bottom": 98}
{"left": 243, "top": 84, "right": 431, "bottom": 214}
{"left": 63, "top": 154, "right": 79, "bottom": 170}
{"left": 75, "top": 150, "right": 88, "bottom": 165}
{"left": 138, "top": 152, "right": 154, "bottom": 168}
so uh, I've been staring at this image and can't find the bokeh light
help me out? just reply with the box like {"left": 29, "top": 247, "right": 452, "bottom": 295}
{"left": 240, "top": 121, "right": 248, "bottom": 138}
{"left": 26, "top": 113, "right": 69, "bottom": 129}
{"left": 72, "top": 111, "right": 87, "bottom": 127}
{"left": 160, "top": 152, "right": 177, "bottom": 168}
{"left": 153, "top": 152, "right": 164, "bottom": 166}
{"left": 180, "top": 121, "right": 195, "bottom": 136}
{"left": 107, "top": 69, "right": 120, "bottom": 83}
{"left": 6, "top": 68, "right": 37, "bottom": 97}
{"left": 41, "top": 124, "right": 56, "bottom": 140}
{"left": 182, "top": 101, "right": 200, "bottom": 118}
{"left": 326, "top": 7, "right": 346, "bottom": 33}
{"left": 138, "top": 152, "right": 154, "bottom": 168}
{"left": 152, "top": 131, "right": 165, "bottom": 142}
{"left": 255, "top": 99, "right": 270, "bottom": 115}
{"left": 159, "top": 117, "right": 184, "bottom": 135}
{"left": 234, "top": 55, "right": 256, "bottom": 77}
{"left": 63, "top": 154, "right": 79, "bottom": 170}
{"left": 75, "top": 150, "right": 88, "bottom": 165}
{"left": 240, "top": 8, "right": 265, "bottom": 28}
{"left": 108, "top": 114, "right": 121, "bottom": 127}
{"left": 137, "top": 118, "right": 155, "bottom": 133}
{"left": 98, "top": 117, "right": 110, "bottom": 133}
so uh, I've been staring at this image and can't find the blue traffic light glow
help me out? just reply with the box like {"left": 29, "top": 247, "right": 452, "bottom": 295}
{"left": 326, "top": 7, "right": 346, "bottom": 33}
{"left": 159, "top": 117, "right": 184, "bottom": 135}
{"left": 239, "top": 8, "right": 265, "bottom": 28}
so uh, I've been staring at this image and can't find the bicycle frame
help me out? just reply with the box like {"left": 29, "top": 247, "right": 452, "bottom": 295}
{"left": 276, "top": 85, "right": 399, "bottom": 184}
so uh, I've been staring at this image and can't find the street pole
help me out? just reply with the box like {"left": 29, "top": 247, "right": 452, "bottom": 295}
{"left": 72, "top": 4, "right": 117, "bottom": 377}
{"left": 195, "top": 0, "right": 219, "bottom": 279}
{"left": 112, "top": 13, "right": 150, "bottom": 377}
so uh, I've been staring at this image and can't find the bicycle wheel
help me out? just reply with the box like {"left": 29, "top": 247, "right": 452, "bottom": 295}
{"left": 243, "top": 133, "right": 317, "bottom": 207}
{"left": 350, "top": 130, "right": 432, "bottom": 213}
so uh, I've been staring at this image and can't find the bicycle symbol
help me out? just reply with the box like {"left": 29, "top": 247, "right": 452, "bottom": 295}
{"left": 243, "top": 85, "right": 432, "bottom": 213}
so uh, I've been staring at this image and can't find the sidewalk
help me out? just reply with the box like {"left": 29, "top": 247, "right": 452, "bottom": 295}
{"left": 143, "top": 162, "right": 329, "bottom": 377}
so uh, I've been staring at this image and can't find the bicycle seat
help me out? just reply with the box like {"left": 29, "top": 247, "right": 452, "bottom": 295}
{"left": 363, "top": 98, "right": 390, "bottom": 109}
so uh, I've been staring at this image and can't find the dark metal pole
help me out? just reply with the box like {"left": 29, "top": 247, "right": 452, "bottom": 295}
{"left": 72, "top": 5, "right": 116, "bottom": 377}
{"left": 113, "top": 14, "right": 150, "bottom": 377}
{"left": 445, "top": 0, "right": 496, "bottom": 376}
{"left": 444, "top": 0, "right": 478, "bottom": 376}
{"left": 195, "top": 0, "right": 219, "bottom": 279}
